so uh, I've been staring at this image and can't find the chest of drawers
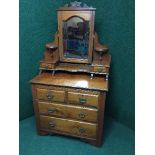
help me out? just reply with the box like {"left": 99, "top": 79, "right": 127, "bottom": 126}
{"left": 30, "top": 72, "right": 108, "bottom": 146}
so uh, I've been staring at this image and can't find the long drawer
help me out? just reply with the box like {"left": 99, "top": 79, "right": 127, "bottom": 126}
{"left": 36, "top": 88, "right": 65, "bottom": 102}
{"left": 40, "top": 115, "right": 97, "bottom": 139}
{"left": 38, "top": 102, "right": 98, "bottom": 123}
{"left": 68, "top": 91, "right": 99, "bottom": 108}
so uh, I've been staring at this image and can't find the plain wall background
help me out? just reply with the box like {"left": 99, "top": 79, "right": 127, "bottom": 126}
{"left": 19, "top": 0, "right": 135, "bottom": 129}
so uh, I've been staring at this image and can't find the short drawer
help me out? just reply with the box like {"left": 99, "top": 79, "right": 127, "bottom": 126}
{"left": 93, "top": 66, "right": 106, "bottom": 72}
{"left": 38, "top": 102, "right": 98, "bottom": 123}
{"left": 40, "top": 62, "right": 53, "bottom": 69}
{"left": 40, "top": 115, "right": 97, "bottom": 139}
{"left": 68, "top": 92, "right": 99, "bottom": 108}
{"left": 36, "top": 88, "right": 65, "bottom": 102}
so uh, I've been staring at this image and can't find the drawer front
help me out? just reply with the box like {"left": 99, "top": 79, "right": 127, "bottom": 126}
{"left": 40, "top": 116, "right": 97, "bottom": 139}
{"left": 37, "top": 88, "right": 65, "bottom": 102}
{"left": 93, "top": 66, "right": 106, "bottom": 72}
{"left": 40, "top": 62, "right": 53, "bottom": 69}
{"left": 68, "top": 92, "right": 99, "bottom": 108}
{"left": 38, "top": 102, "right": 98, "bottom": 123}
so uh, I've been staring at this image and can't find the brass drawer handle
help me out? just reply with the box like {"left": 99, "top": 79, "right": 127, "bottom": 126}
{"left": 79, "top": 98, "right": 87, "bottom": 104}
{"left": 79, "top": 128, "right": 86, "bottom": 133}
{"left": 48, "top": 108, "right": 56, "bottom": 113}
{"left": 97, "top": 68, "right": 103, "bottom": 72}
{"left": 78, "top": 112, "right": 86, "bottom": 118}
{"left": 45, "top": 64, "right": 49, "bottom": 69}
{"left": 46, "top": 93, "right": 54, "bottom": 100}
{"left": 49, "top": 121, "right": 55, "bottom": 128}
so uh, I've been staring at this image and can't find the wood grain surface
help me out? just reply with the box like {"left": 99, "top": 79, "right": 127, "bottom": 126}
{"left": 38, "top": 101, "right": 98, "bottom": 123}
{"left": 40, "top": 115, "right": 97, "bottom": 139}
{"left": 30, "top": 72, "right": 108, "bottom": 91}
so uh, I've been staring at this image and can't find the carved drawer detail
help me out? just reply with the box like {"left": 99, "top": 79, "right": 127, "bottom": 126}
{"left": 40, "top": 115, "right": 97, "bottom": 139}
{"left": 38, "top": 102, "right": 98, "bottom": 123}
{"left": 68, "top": 91, "right": 99, "bottom": 108}
{"left": 36, "top": 88, "right": 65, "bottom": 102}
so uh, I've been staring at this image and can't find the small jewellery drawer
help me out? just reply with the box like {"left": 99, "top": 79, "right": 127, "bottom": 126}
{"left": 38, "top": 102, "right": 98, "bottom": 123}
{"left": 36, "top": 88, "right": 65, "bottom": 102}
{"left": 40, "top": 62, "right": 53, "bottom": 69}
{"left": 68, "top": 92, "right": 99, "bottom": 108}
{"left": 93, "top": 66, "right": 106, "bottom": 72}
{"left": 40, "top": 116, "right": 97, "bottom": 139}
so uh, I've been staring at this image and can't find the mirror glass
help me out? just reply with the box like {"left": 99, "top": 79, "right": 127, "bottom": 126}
{"left": 63, "top": 16, "right": 89, "bottom": 59}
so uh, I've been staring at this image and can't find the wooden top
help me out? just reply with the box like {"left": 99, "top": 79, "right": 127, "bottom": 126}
{"left": 46, "top": 43, "right": 58, "bottom": 50}
{"left": 95, "top": 44, "right": 109, "bottom": 53}
{"left": 30, "top": 73, "right": 108, "bottom": 91}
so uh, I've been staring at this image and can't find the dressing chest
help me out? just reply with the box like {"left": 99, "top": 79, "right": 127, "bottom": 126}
{"left": 30, "top": 2, "right": 111, "bottom": 147}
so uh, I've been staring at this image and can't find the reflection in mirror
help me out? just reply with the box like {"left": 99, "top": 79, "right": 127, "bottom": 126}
{"left": 63, "top": 16, "right": 89, "bottom": 59}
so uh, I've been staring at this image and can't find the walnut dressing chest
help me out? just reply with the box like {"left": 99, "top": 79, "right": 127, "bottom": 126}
{"left": 30, "top": 2, "right": 111, "bottom": 147}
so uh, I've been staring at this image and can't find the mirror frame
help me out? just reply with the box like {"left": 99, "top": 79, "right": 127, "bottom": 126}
{"left": 57, "top": 10, "right": 95, "bottom": 64}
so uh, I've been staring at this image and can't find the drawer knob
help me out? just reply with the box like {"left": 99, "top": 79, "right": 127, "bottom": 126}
{"left": 48, "top": 108, "right": 56, "bottom": 113}
{"left": 49, "top": 121, "right": 55, "bottom": 128}
{"left": 46, "top": 93, "right": 54, "bottom": 100}
{"left": 78, "top": 112, "right": 86, "bottom": 118}
{"left": 79, "top": 128, "right": 86, "bottom": 133}
{"left": 79, "top": 98, "right": 87, "bottom": 104}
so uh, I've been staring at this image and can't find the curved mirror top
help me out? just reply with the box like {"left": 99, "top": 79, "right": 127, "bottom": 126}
{"left": 63, "top": 16, "right": 89, "bottom": 59}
